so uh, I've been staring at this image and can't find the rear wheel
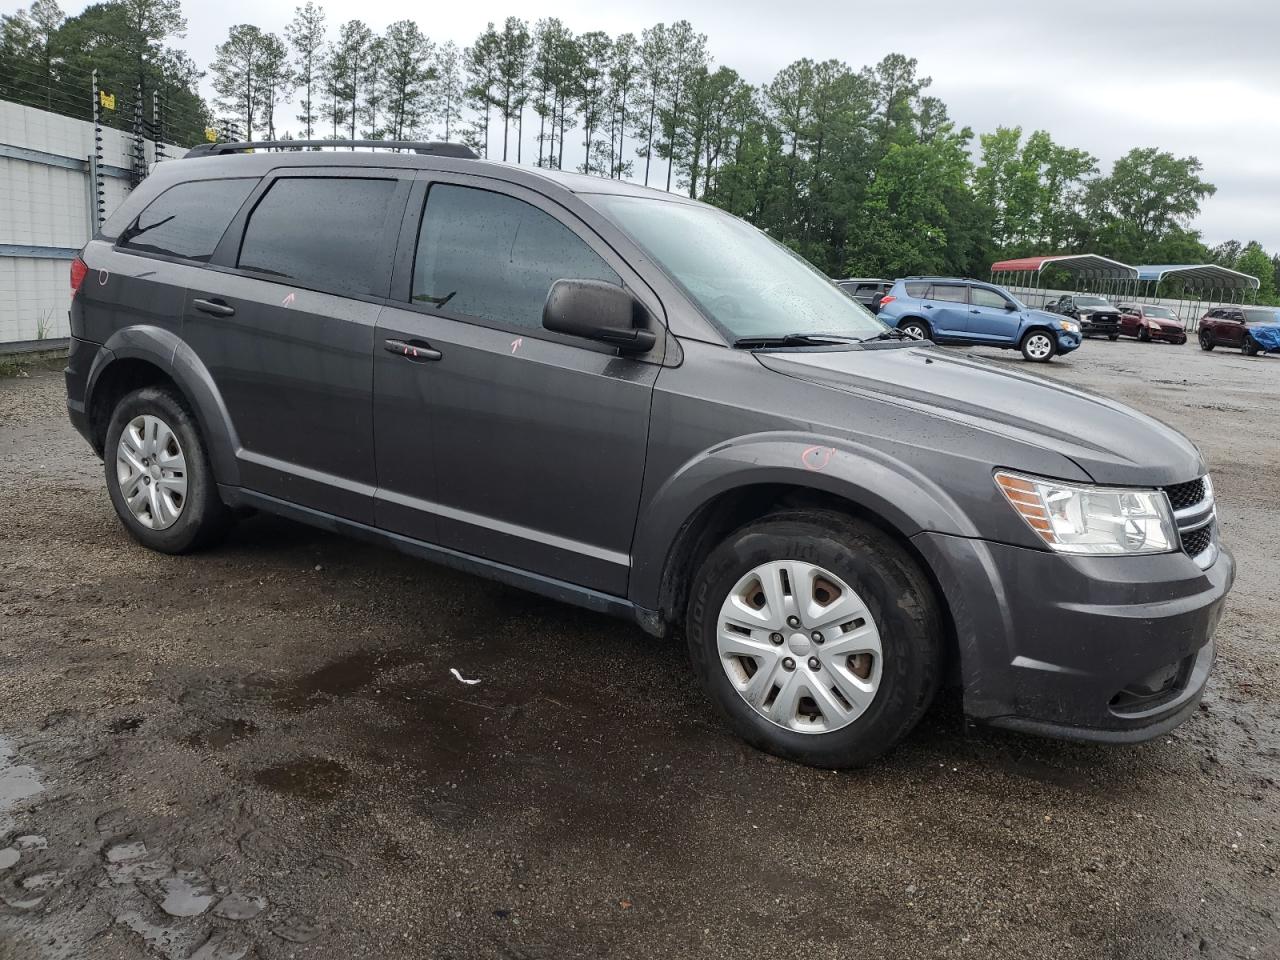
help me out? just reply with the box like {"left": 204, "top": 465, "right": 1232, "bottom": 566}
{"left": 104, "top": 386, "right": 232, "bottom": 554}
{"left": 1243, "top": 335, "right": 1260, "bottom": 357}
{"left": 1107, "top": 333, "right": 1120, "bottom": 341}
{"left": 899, "top": 319, "right": 931, "bottom": 341}
{"left": 1199, "top": 331, "right": 1215, "bottom": 351}
{"left": 686, "top": 511, "right": 943, "bottom": 769}
{"left": 1020, "top": 330, "right": 1057, "bottom": 362}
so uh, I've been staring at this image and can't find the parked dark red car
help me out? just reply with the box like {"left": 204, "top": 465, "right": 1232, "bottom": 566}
{"left": 1198, "top": 306, "right": 1280, "bottom": 354}
{"left": 1117, "top": 304, "right": 1187, "bottom": 344}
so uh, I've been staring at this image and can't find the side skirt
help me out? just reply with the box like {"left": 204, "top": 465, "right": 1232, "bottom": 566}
{"left": 219, "top": 485, "right": 661, "bottom": 632}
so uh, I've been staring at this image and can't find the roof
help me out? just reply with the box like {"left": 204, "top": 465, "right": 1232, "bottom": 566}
{"left": 990, "top": 254, "right": 1138, "bottom": 279}
{"left": 178, "top": 143, "right": 676, "bottom": 201}
{"left": 1134, "top": 264, "right": 1261, "bottom": 290}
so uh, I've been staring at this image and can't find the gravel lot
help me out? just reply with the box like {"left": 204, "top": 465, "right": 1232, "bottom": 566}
{"left": 0, "top": 339, "right": 1276, "bottom": 960}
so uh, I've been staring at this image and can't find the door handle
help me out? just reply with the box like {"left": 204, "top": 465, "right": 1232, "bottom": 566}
{"left": 922, "top": 304, "right": 933, "bottom": 309}
{"left": 193, "top": 298, "right": 235, "bottom": 317}
{"left": 970, "top": 309, "right": 980, "bottom": 313}
{"left": 384, "top": 338, "right": 442, "bottom": 362}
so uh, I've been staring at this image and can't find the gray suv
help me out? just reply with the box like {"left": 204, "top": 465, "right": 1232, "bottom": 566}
{"left": 64, "top": 141, "right": 1234, "bottom": 768}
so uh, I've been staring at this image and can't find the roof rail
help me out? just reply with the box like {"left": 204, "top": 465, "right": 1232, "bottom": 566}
{"left": 183, "top": 139, "right": 479, "bottom": 159}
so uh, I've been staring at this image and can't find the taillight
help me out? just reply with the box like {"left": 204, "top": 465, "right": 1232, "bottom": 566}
{"left": 70, "top": 256, "right": 88, "bottom": 297}
{"left": 879, "top": 295, "right": 896, "bottom": 307}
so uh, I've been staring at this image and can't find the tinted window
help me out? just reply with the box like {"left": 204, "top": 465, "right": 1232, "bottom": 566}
{"left": 238, "top": 178, "right": 399, "bottom": 296}
{"left": 119, "top": 178, "right": 256, "bottom": 262}
{"left": 971, "top": 287, "right": 1010, "bottom": 309}
{"left": 930, "top": 284, "right": 968, "bottom": 303}
{"left": 1243, "top": 308, "right": 1277, "bottom": 323}
{"left": 904, "top": 281, "right": 930, "bottom": 297}
{"left": 413, "top": 184, "right": 619, "bottom": 330}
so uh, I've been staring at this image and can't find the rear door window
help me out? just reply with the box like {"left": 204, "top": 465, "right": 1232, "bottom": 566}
{"left": 118, "top": 178, "right": 257, "bottom": 262}
{"left": 903, "top": 281, "right": 930, "bottom": 298}
{"left": 238, "top": 177, "right": 400, "bottom": 296}
{"left": 411, "top": 183, "right": 619, "bottom": 331}
{"left": 930, "top": 284, "right": 968, "bottom": 303}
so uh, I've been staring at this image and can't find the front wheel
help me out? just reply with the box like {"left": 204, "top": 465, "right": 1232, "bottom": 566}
{"left": 104, "top": 386, "right": 232, "bottom": 553}
{"left": 1020, "top": 330, "right": 1057, "bottom": 362}
{"left": 686, "top": 511, "right": 943, "bottom": 769}
{"left": 1199, "top": 332, "right": 1215, "bottom": 351}
{"left": 1138, "top": 326, "right": 1151, "bottom": 342}
{"left": 1243, "top": 336, "right": 1260, "bottom": 357}
{"left": 1108, "top": 333, "right": 1120, "bottom": 341}
{"left": 898, "top": 319, "right": 931, "bottom": 341}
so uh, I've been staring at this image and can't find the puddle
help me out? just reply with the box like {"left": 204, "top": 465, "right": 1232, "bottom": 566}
{"left": 183, "top": 718, "right": 259, "bottom": 750}
{"left": 0, "top": 848, "right": 19, "bottom": 870}
{"left": 189, "top": 931, "right": 252, "bottom": 960}
{"left": 272, "top": 914, "right": 324, "bottom": 944}
{"left": 212, "top": 891, "right": 267, "bottom": 921}
{"left": 253, "top": 757, "right": 351, "bottom": 800}
{"left": 152, "top": 869, "right": 217, "bottom": 917}
{"left": 0, "top": 738, "right": 44, "bottom": 829}
{"left": 276, "top": 647, "right": 419, "bottom": 710}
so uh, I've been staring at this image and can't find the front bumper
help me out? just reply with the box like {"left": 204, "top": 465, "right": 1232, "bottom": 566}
{"left": 1080, "top": 316, "right": 1121, "bottom": 337}
{"left": 914, "top": 532, "right": 1234, "bottom": 743}
{"left": 1056, "top": 331, "right": 1082, "bottom": 353}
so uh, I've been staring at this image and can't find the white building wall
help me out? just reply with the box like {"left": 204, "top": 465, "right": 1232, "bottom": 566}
{"left": 0, "top": 100, "right": 168, "bottom": 343}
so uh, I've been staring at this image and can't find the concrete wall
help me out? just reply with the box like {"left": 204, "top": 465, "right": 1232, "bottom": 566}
{"left": 0, "top": 100, "right": 174, "bottom": 343}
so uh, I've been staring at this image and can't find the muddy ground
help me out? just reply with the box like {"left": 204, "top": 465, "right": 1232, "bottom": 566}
{"left": 0, "top": 339, "right": 1276, "bottom": 960}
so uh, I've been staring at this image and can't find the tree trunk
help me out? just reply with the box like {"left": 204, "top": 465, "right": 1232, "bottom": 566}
{"left": 643, "top": 81, "right": 657, "bottom": 186}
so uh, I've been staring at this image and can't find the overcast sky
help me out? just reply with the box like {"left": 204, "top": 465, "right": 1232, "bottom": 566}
{"left": 54, "top": 0, "right": 1280, "bottom": 252}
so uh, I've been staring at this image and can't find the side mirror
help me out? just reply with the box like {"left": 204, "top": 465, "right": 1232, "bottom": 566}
{"left": 543, "top": 279, "right": 656, "bottom": 353}
{"left": 1003, "top": 301, "right": 1017, "bottom": 311}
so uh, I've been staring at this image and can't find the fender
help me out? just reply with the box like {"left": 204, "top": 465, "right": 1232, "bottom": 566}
{"left": 628, "top": 430, "right": 982, "bottom": 610}
{"left": 88, "top": 325, "right": 242, "bottom": 486}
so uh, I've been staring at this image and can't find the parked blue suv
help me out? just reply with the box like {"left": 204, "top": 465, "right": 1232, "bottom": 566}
{"left": 877, "top": 277, "right": 1082, "bottom": 362}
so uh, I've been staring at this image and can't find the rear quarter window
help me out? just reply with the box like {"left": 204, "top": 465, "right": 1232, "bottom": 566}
{"left": 237, "top": 177, "right": 400, "bottom": 297}
{"left": 930, "top": 284, "right": 968, "bottom": 303}
{"left": 118, "top": 178, "right": 258, "bottom": 262}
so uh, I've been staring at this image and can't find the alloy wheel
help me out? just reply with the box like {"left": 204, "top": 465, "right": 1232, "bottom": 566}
{"left": 116, "top": 414, "right": 188, "bottom": 530}
{"left": 1025, "top": 333, "right": 1053, "bottom": 360}
{"left": 716, "top": 560, "right": 882, "bottom": 734}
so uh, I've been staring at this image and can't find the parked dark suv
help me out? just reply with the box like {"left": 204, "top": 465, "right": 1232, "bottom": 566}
{"left": 65, "top": 140, "right": 1234, "bottom": 768}
{"left": 1044, "top": 294, "right": 1122, "bottom": 339}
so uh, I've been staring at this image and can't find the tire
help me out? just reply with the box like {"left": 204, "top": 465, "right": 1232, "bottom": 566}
{"left": 1199, "top": 331, "right": 1215, "bottom": 351}
{"left": 1243, "top": 336, "right": 1260, "bottom": 357}
{"left": 1138, "top": 326, "right": 1150, "bottom": 343}
{"left": 103, "top": 386, "right": 232, "bottom": 554}
{"left": 1108, "top": 333, "right": 1120, "bottom": 341}
{"left": 898, "top": 319, "right": 931, "bottom": 341}
{"left": 1020, "top": 329, "right": 1057, "bottom": 362}
{"left": 685, "top": 510, "right": 943, "bottom": 769}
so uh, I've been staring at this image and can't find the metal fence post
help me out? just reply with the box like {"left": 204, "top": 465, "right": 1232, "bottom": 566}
{"left": 91, "top": 69, "right": 105, "bottom": 228}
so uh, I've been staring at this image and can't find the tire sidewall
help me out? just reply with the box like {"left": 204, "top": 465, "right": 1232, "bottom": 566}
{"left": 1021, "top": 330, "right": 1056, "bottom": 362}
{"left": 686, "top": 516, "right": 940, "bottom": 768}
{"left": 900, "top": 319, "right": 930, "bottom": 341}
{"left": 104, "top": 387, "right": 221, "bottom": 554}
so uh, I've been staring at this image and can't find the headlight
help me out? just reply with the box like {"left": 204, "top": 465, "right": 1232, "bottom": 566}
{"left": 994, "top": 471, "right": 1177, "bottom": 555}
{"left": 1057, "top": 320, "right": 1079, "bottom": 332}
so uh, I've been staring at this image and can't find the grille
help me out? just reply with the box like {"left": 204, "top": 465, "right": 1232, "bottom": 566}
{"left": 1165, "top": 478, "right": 1206, "bottom": 511}
{"left": 1181, "top": 526, "right": 1212, "bottom": 557}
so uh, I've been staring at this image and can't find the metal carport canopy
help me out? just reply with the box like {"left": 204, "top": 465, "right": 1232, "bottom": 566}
{"left": 990, "top": 254, "right": 1138, "bottom": 279}
{"left": 1134, "top": 264, "right": 1261, "bottom": 290}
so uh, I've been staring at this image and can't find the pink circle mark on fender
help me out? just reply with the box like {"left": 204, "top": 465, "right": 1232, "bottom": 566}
{"left": 511, "top": 337, "right": 523, "bottom": 354}
{"left": 801, "top": 445, "right": 834, "bottom": 471}
{"left": 97, "top": 269, "right": 109, "bottom": 286}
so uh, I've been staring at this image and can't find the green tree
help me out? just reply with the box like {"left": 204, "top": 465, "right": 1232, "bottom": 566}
{"left": 658, "top": 20, "right": 708, "bottom": 192}
{"left": 463, "top": 22, "right": 499, "bottom": 158}
{"left": 210, "top": 24, "right": 274, "bottom": 138}
{"left": 494, "top": 17, "right": 530, "bottom": 162}
{"left": 1086, "top": 147, "right": 1216, "bottom": 257}
{"left": 632, "top": 23, "right": 670, "bottom": 186}
{"left": 605, "top": 32, "right": 638, "bottom": 179}
{"left": 434, "top": 40, "right": 463, "bottom": 142}
{"left": 574, "top": 31, "right": 611, "bottom": 175}
{"left": 1236, "top": 242, "right": 1277, "bottom": 304}
{"left": 379, "top": 20, "right": 433, "bottom": 140}
{"left": 285, "top": 2, "right": 325, "bottom": 139}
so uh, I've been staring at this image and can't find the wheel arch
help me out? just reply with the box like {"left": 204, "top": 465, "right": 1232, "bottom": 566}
{"left": 630, "top": 435, "right": 974, "bottom": 649}
{"left": 87, "top": 326, "right": 241, "bottom": 484}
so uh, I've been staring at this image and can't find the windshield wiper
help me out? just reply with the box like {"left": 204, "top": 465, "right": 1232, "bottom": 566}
{"left": 861, "top": 328, "right": 914, "bottom": 342}
{"left": 732, "top": 332, "right": 861, "bottom": 349}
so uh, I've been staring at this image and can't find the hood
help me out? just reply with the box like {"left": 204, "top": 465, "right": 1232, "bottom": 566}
{"left": 1075, "top": 305, "right": 1120, "bottom": 316}
{"left": 757, "top": 344, "right": 1204, "bottom": 486}
{"left": 1026, "top": 308, "right": 1066, "bottom": 324}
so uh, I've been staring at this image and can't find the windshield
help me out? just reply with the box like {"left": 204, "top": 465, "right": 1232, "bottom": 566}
{"left": 1243, "top": 307, "right": 1279, "bottom": 323}
{"left": 587, "top": 194, "right": 887, "bottom": 341}
{"left": 1074, "top": 296, "right": 1113, "bottom": 308}
{"left": 1145, "top": 306, "right": 1177, "bottom": 320}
